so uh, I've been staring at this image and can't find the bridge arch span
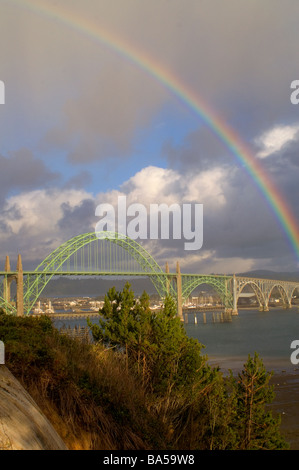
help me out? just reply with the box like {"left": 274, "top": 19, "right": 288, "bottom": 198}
{"left": 290, "top": 285, "right": 299, "bottom": 303}
{"left": 236, "top": 280, "right": 266, "bottom": 310}
{"left": 24, "top": 232, "right": 169, "bottom": 314}
{"left": 266, "top": 283, "right": 290, "bottom": 308}
{"left": 181, "top": 275, "right": 233, "bottom": 310}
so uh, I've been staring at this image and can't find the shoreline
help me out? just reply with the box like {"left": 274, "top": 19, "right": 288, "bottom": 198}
{"left": 183, "top": 305, "right": 299, "bottom": 313}
{"left": 269, "top": 371, "right": 299, "bottom": 450}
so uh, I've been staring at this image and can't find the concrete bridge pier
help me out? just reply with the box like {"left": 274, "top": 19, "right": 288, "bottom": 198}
{"left": 259, "top": 295, "right": 269, "bottom": 311}
{"left": 260, "top": 305, "right": 269, "bottom": 312}
{"left": 3, "top": 255, "right": 12, "bottom": 306}
{"left": 232, "top": 274, "right": 239, "bottom": 315}
{"left": 1, "top": 254, "right": 23, "bottom": 316}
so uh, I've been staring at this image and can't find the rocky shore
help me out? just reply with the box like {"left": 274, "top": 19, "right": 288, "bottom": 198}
{"left": 0, "top": 365, "right": 67, "bottom": 450}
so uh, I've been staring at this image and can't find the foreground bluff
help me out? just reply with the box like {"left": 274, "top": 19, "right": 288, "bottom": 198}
{"left": 0, "top": 365, "right": 67, "bottom": 450}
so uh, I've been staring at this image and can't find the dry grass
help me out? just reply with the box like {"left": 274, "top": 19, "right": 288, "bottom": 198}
{"left": 9, "top": 328, "right": 164, "bottom": 450}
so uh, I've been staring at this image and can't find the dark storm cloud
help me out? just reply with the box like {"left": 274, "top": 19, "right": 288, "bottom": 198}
{"left": 63, "top": 171, "right": 93, "bottom": 190}
{"left": 283, "top": 145, "right": 299, "bottom": 169}
{"left": 3, "top": 0, "right": 299, "bottom": 165}
{"left": 0, "top": 149, "right": 59, "bottom": 202}
{"left": 164, "top": 126, "right": 233, "bottom": 172}
{"left": 195, "top": 172, "right": 289, "bottom": 259}
{"left": 57, "top": 198, "right": 97, "bottom": 238}
{"left": 162, "top": 127, "right": 298, "bottom": 268}
{"left": 40, "top": 64, "right": 166, "bottom": 163}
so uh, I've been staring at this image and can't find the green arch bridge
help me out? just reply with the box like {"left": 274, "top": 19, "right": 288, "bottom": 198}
{"left": 0, "top": 232, "right": 299, "bottom": 320}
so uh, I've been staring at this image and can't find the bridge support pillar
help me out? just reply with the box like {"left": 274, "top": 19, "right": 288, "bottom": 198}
{"left": 3, "top": 255, "right": 12, "bottom": 307}
{"left": 16, "top": 254, "right": 24, "bottom": 317}
{"left": 232, "top": 274, "right": 238, "bottom": 315}
{"left": 263, "top": 294, "right": 269, "bottom": 311}
{"left": 176, "top": 261, "right": 183, "bottom": 322}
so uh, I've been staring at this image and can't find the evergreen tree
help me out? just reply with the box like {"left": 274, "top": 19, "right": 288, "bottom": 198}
{"left": 231, "top": 353, "right": 289, "bottom": 449}
{"left": 88, "top": 283, "right": 210, "bottom": 396}
{"left": 88, "top": 285, "right": 288, "bottom": 450}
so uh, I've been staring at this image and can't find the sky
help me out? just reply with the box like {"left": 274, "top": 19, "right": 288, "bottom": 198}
{"left": 1, "top": 0, "right": 299, "bottom": 274}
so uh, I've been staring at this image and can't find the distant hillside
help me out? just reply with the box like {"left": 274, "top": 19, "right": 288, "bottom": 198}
{"left": 9, "top": 270, "right": 299, "bottom": 300}
{"left": 41, "top": 276, "right": 157, "bottom": 297}
{"left": 236, "top": 270, "right": 299, "bottom": 282}
{"left": 39, "top": 270, "right": 299, "bottom": 298}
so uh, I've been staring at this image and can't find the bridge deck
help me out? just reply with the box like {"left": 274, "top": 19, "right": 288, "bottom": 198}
{"left": 0, "top": 270, "right": 232, "bottom": 278}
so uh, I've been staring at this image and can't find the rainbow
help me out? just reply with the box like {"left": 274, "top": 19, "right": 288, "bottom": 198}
{"left": 9, "top": 0, "right": 299, "bottom": 261}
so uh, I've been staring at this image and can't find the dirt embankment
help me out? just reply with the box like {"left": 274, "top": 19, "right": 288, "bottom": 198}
{"left": 0, "top": 365, "right": 67, "bottom": 450}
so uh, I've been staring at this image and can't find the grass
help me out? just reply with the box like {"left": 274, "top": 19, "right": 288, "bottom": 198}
{"left": 0, "top": 314, "right": 165, "bottom": 450}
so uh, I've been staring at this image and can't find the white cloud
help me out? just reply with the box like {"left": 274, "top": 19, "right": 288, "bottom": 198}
{"left": 0, "top": 164, "right": 294, "bottom": 272}
{"left": 120, "top": 166, "right": 181, "bottom": 204}
{"left": 183, "top": 168, "right": 228, "bottom": 207}
{"left": 108, "top": 165, "right": 228, "bottom": 207}
{"left": 0, "top": 188, "right": 93, "bottom": 260}
{"left": 255, "top": 124, "right": 299, "bottom": 159}
{"left": 161, "top": 251, "right": 257, "bottom": 275}
{"left": 3, "top": 188, "right": 90, "bottom": 234}
{"left": 0, "top": 165, "right": 230, "bottom": 261}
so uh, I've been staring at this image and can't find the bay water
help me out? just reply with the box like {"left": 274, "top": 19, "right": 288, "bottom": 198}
{"left": 184, "top": 307, "right": 299, "bottom": 374}
{"left": 53, "top": 306, "right": 299, "bottom": 374}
